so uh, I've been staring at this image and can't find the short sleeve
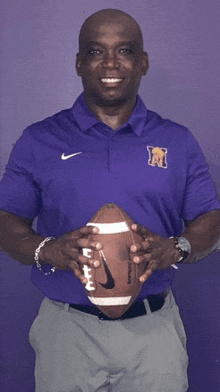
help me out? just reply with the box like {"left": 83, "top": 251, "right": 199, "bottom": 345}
{"left": 180, "top": 131, "right": 220, "bottom": 221}
{"left": 0, "top": 130, "right": 42, "bottom": 219}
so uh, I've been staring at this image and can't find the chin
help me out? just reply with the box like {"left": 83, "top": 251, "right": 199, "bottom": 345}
{"left": 100, "top": 96, "right": 128, "bottom": 108}
{"left": 92, "top": 91, "right": 134, "bottom": 108}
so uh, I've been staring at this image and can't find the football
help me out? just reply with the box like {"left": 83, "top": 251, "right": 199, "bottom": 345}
{"left": 81, "top": 203, "right": 145, "bottom": 318}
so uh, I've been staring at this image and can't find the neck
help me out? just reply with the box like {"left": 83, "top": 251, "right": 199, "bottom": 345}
{"left": 84, "top": 95, "right": 137, "bottom": 130}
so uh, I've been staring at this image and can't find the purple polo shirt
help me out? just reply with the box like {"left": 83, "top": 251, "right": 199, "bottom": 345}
{"left": 0, "top": 93, "right": 219, "bottom": 304}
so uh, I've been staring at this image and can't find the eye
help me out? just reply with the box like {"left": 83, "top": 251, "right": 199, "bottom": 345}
{"left": 119, "top": 48, "right": 132, "bottom": 54}
{"left": 88, "top": 49, "right": 102, "bottom": 55}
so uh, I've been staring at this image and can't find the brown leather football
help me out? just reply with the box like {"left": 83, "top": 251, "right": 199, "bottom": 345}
{"left": 82, "top": 203, "right": 145, "bottom": 318}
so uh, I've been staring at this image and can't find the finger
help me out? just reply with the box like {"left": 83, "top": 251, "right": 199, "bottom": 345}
{"left": 139, "top": 267, "right": 153, "bottom": 283}
{"left": 77, "top": 253, "right": 100, "bottom": 268}
{"left": 131, "top": 223, "right": 152, "bottom": 237}
{"left": 69, "top": 260, "right": 88, "bottom": 284}
{"left": 75, "top": 238, "right": 102, "bottom": 250}
{"left": 132, "top": 253, "right": 151, "bottom": 264}
{"left": 79, "top": 225, "right": 99, "bottom": 236}
{"left": 130, "top": 240, "right": 152, "bottom": 253}
{"left": 65, "top": 250, "right": 100, "bottom": 268}
{"left": 71, "top": 225, "right": 99, "bottom": 239}
{"left": 139, "top": 259, "right": 158, "bottom": 282}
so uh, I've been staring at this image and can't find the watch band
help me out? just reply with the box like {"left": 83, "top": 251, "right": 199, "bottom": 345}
{"left": 169, "top": 236, "right": 191, "bottom": 263}
{"left": 173, "top": 238, "right": 188, "bottom": 263}
{"left": 174, "top": 236, "right": 191, "bottom": 263}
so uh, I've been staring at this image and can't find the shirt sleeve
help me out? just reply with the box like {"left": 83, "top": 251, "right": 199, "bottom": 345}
{"left": 180, "top": 130, "right": 220, "bottom": 221}
{"left": 0, "top": 130, "right": 42, "bottom": 219}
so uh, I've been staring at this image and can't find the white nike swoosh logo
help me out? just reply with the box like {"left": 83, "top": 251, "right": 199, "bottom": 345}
{"left": 61, "top": 152, "right": 83, "bottom": 160}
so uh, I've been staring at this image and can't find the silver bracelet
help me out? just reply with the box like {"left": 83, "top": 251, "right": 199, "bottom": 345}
{"left": 34, "top": 237, "right": 56, "bottom": 275}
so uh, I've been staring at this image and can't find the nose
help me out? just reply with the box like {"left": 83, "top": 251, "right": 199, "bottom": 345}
{"left": 101, "top": 51, "right": 119, "bottom": 69}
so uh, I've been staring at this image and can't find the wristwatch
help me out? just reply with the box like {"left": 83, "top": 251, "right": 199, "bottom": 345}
{"left": 173, "top": 236, "right": 191, "bottom": 263}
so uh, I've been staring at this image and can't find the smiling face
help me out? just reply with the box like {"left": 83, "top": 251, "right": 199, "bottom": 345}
{"left": 76, "top": 10, "right": 149, "bottom": 109}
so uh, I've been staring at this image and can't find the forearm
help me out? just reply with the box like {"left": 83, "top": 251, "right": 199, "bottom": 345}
{"left": 0, "top": 210, "right": 101, "bottom": 283}
{"left": 181, "top": 210, "right": 220, "bottom": 263}
{"left": 130, "top": 209, "right": 220, "bottom": 283}
{"left": 0, "top": 210, "right": 44, "bottom": 265}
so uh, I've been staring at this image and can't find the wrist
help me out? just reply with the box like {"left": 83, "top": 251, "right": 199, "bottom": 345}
{"left": 34, "top": 237, "right": 56, "bottom": 275}
{"left": 169, "top": 236, "right": 191, "bottom": 263}
{"left": 37, "top": 237, "right": 55, "bottom": 264}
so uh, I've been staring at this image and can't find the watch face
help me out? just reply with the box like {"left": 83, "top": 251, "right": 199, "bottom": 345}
{"left": 178, "top": 237, "right": 191, "bottom": 253}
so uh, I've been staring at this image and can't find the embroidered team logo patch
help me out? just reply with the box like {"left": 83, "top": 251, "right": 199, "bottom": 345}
{"left": 147, "top": 146, "right": 168, "bottom": 169}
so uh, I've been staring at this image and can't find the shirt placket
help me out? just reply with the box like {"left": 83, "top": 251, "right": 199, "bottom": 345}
{"left": 108, "top": 135, "right": 119, "bottom": 174}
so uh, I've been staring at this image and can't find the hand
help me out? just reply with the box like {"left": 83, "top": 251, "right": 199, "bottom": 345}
{"left": 39, "top": 226, "right": 102, "bottom": 284}
{"left": 130, "top": 224, "right": 180, "bottom": 283}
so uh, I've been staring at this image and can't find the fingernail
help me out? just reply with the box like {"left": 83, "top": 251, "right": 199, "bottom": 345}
{"left": 140, "top": 276, "right": 145, "bottom": 283}
{"left": 93, "top": 260, "right": 100, "bottom": 268}
{"left": 133, "top": 256, "right": 139, "bottom": 263}
{"left": 92, "top": 227, "right": 99, "bottom": 233}
{"left": 95, "top": 243, "right": 102, "bottom": 250}
{"left": 130, "top": 245, "right": 137, "bottom": 252}
{"left": 131, "top": 224, "right": 137, "bottom": 230}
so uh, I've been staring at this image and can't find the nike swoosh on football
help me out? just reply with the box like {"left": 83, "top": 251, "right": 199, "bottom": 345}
{"left": 99, "top": 251, "right": 115, "bottom": 290}
{"left": 61, "top": 152, "right": 83, "bottom": 160}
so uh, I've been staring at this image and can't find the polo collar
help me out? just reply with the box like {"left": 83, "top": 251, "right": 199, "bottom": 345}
{"left": 127, "top": 95, "right": 148, "bottom": 137}
{"left": 72, "top": 93, "right": 148, "bottom": 136}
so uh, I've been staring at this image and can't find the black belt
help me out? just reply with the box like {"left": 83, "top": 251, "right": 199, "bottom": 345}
{"left": 69, "top": 294, "right": 166, "bottom": 321}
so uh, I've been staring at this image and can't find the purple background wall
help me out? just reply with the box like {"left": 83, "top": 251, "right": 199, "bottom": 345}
{"left": 0, "top": 1, "right": 220, "bottom": 391}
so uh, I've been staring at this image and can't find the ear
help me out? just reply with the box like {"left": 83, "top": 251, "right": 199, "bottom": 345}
{"left": 75, "top": 53, "right": 82, "bottom": 76}
{"left": 141, "top": 51, "right": 149, "bottom": 76}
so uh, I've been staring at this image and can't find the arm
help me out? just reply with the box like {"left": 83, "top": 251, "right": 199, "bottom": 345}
{"left": 130, "top": 210, "right": 220, "bottom": 283}
{"left": 182, "top": 210, "right": 220, "bottom": 262}
{"left": 0, "top": 210, "right": 101, "bottom": 284}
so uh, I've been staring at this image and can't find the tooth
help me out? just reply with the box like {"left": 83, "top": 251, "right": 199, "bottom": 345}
{"left": 101, "top": 78, "right": 122, "bottom": 83}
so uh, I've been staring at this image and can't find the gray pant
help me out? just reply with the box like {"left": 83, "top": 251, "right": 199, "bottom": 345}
{"left": 29, "top": 290, "right": 189, "bottom": 392}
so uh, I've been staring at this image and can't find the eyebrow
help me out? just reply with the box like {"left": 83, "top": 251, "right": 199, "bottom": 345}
{"left": 86, "top": 40, "right": 137, "bottom": 47}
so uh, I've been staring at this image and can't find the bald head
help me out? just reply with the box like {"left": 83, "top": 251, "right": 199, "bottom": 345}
{"left": 78, "top": 9, "right": 144, "bottom": 52}
{"left": 76, "top": 8, "right": 149, "bottom": 113}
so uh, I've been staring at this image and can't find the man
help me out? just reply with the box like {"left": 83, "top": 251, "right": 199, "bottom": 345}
{"left": 0, "top": 8, "right": 220, "bottom": 392}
